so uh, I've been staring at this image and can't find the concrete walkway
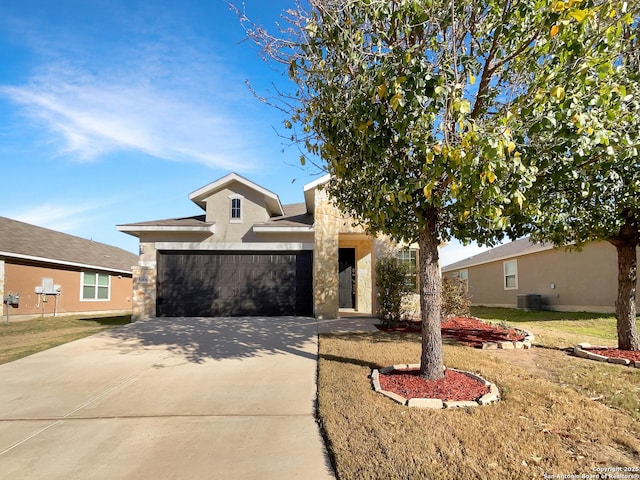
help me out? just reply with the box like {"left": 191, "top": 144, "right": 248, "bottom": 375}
{"left": 0, "top": 316, "right": 335, "bottom": 480}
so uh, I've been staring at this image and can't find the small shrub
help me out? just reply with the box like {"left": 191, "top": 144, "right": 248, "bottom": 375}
{"left": 442, "top": 277, "right": 471, "bottom": 319}
{"left": 376, "top": 257, "right": 411, "bottom": 325}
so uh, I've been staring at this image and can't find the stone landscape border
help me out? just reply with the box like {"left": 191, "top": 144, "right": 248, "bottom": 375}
{"left": 371, "top": 364, "right": 501, "bottom": 409}
{"left": 573, "top": 343, "right": 640, "bottom": 368}
{"left": 472, "top": 318, "right": 535, "bottom": 350}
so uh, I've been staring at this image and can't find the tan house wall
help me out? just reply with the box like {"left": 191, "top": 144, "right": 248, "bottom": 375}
{"left": 444, "top": 241, "right": 640, "bottom": 312}
{"left": 204, "top": 185, "right": 270, "bottom": 243}
{"left": 2, "top": 261, "right": 133, "bottom": 320}
{"left": 313, "top": 188, "right": 340, "bottom": 319}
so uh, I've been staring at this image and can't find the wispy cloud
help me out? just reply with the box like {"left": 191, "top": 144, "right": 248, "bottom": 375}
{"left": 2, "top": 78, "right": 255, "bottom": 169}
{"left": 0, "top": 10, "right": 266, "bottom": 171}
{"left": 12, "top": 202, "right": 105, "bottom": 235}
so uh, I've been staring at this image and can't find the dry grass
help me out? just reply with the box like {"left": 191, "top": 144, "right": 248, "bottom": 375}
{"left": 0, "top": 314, "right": 131, "bottom": 365}
{"left": 318, "top": 332, "right": 640, "bottom": 480}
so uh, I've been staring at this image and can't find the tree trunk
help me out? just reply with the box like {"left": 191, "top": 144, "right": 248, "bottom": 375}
{"left": 612, "top": 239, "right": 640, "bottom": 351}
{"left": 418, "top": 211, "right": 445, "bottom": 380}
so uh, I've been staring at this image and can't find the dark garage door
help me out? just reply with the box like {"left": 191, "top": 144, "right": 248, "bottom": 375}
{"left": 156, "top": 251, "right": 313, "bottom": 317}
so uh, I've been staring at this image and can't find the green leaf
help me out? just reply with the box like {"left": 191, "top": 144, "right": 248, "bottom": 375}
{"left": 551, "top": 85, "right": 565, "bottom": 101}
{"left": 569, "top": 9, "right": 589, "bottom": 23}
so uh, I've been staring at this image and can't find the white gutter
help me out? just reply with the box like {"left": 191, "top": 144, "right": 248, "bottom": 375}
{"left": 252, "top": 225, "right": 314, "bottom": 233}
{"left": 117, "top": 225, "right": 214, "bottom": 232}
{"left": 0, "top": 251, "right": 134, "bottom": 275}
{"left": 154, "top": 242, "right": 314, "bottom": 251}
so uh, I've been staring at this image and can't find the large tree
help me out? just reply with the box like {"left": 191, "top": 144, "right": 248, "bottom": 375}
{"left": 239, "top": 0, "right": 591, "bottom": 378}
{"left": 518, "top": 3, "right": 640, "bottom": 350}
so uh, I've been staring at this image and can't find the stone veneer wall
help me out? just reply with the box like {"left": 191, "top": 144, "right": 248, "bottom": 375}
{"left": 0, "top": 260, "right": 5, "bottom": 319}
{"left": 356, "top": 242, "right": 373, "bottom": 314}
{"left": 132, "top": 242, "right": 157, "bottom": 321}
{"left": 313, "top": 188, "right": 340, "bottom": 319}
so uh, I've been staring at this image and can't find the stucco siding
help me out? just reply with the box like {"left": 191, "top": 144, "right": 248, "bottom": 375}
{"left": 2, "top": 261, "right": 132, "bottom": 319}
{"left": 204, "top": 184, "right": 270, "bottom": 242}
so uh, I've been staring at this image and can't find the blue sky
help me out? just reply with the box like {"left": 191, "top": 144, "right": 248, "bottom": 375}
{"left": 0, "top": 0, "right": 491, "bottom": 266}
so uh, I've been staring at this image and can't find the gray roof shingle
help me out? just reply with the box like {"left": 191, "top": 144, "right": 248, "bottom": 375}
{"left": 261, "top": 203, "right": 314, "bottom": 228}
{"left": 0, "top": 216, "right": 138, "bottom": 273}
{"left": 442, "top": 237, "right": 553, "bottom": 271}
{"left": 118, "top": 215, "right": 210, "bottom": 228}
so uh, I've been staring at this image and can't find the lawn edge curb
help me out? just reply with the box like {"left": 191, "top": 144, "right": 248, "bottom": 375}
{"left": 573, "top": 343, "right": 639, "bottom": 367}
{"left": 469, "top": 317, "right": 535, "bottom": 350}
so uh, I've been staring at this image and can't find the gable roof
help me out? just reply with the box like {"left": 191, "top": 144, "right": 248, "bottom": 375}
{"left": 189, "top": 172, "right": 285, "bottom": 217}
{"left": 0, "top": 216, "right": 138, "bottom": 274}
{"left": 442, "top": 237, "right": 554, "bottom": 271}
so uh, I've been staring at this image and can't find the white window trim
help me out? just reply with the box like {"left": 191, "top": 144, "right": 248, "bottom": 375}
{"left": 459, "top": 269, "right": 469, "bottom": 292}
{"left": 503, "top": 260, "right": 518, "bottom": 290}
{"left": 396, "top": 247, "right": 418, "bottom": 291}
{"left": 229, "top": 194, "right": 244, "bottom": 224}
{"left": 80, "top": 272, "right": 111, "bottom": 302}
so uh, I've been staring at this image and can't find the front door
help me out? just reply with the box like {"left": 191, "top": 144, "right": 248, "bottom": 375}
{"left": 338, "top": 248, "right": 356, "bottom": 309}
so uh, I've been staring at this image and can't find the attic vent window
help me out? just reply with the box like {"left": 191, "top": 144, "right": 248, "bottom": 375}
{"left": 229, "top": 194, "right": 244, "bottom": 223}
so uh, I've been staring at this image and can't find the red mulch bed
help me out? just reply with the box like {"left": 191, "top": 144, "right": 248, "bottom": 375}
{"left": 379, "top": 368, "right": 489, "bottom": 401}
{"left": 587, "top": 348, "right": 640, "bottom": 363}
{"left": 442, "top": 316, "right": 526, "bottom": 346}
{"left": 375, "top": 316, "right": 526, "bottom": 348}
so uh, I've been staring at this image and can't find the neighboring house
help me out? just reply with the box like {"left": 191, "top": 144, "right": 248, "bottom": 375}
{"left": 442, "top": 237, "right": 640, "bottom": 313}
{"left": 0, "top": 216, "right": 138, "bottom": 321}
{"left": 118, "top": 173, "right": 416, "bottom": 320}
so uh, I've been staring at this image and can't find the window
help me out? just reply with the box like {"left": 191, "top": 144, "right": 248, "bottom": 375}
{"left": 396, "top": 248, "right": 418, "bottom": 291}
{"left": 459, "top": 269, "right": 468, "bottom": 292}
{"left": 81, "top": 272, "right": 110, "bottom": 301}
{"left": 231, "top": 198, "right": 241, "bottom": 219}
{"left": 503, "top": 260, "right": 518, "bottom": 290}
{"left": 229, "top": 195, "right": 243, "bottom": 223}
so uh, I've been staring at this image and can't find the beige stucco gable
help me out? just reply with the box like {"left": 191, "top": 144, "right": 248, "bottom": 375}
{"left": 187, "top": 173, "right": 286, "bottom": 244}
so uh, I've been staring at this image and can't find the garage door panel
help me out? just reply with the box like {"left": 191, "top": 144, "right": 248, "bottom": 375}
{"left": 156, "top": 251, "right": 312, "bottom": 317}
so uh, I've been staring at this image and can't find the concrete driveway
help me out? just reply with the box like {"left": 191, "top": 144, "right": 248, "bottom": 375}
{"left": 0, "top": 316, "right": 335, "bottom": 480}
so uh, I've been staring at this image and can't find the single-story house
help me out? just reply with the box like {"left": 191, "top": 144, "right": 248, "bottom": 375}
{"left": 118, "top": 173, "right": 416, "bottom": 320}
{"left": 0, "top": 216, "right": 138, "bottom": 321}
{"left": 442, "top": 237, "right": 640, "bottom": 313}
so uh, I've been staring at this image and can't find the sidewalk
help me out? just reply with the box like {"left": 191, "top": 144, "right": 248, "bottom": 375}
{"left": 317, "top": 315, "right": 379, "bottom": 334}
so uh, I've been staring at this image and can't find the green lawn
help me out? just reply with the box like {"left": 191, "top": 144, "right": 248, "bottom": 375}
{"left": 0, "top": 314, "right": 131, "bottom": 365}
{"left": 470, "top": 306, "right": 622, "bottom": 347}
